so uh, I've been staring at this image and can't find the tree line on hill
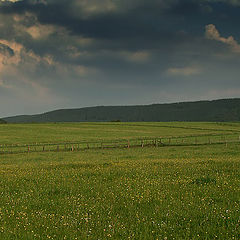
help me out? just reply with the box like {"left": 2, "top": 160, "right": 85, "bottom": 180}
{"left": 0, "top": 119, "right": 7, "bottom": 124}
{"left": 2, "top": 98, "right": 240, "bottom": 123}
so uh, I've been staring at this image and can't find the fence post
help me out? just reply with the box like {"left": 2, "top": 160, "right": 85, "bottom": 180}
{"left": 141, "top": 140, "right": 144, "bottom": 148}
{"left": 43, "top": 146, "right": 45, "bottom": 152}
{"left": 128, "top": 140, "right": 130, "bottom": 149}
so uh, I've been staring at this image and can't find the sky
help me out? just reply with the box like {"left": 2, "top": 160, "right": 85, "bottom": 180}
{"left": 1, "top": 0, "right": 240, "bottom": 117}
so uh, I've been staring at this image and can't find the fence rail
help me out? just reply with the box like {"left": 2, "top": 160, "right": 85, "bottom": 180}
{"left": 0, "top": 133, "right": 239, "bottom": 155}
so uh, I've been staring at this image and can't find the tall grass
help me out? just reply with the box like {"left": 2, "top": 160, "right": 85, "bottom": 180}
{"left": 0, "top": 123, "right": 239, "bottom": 239}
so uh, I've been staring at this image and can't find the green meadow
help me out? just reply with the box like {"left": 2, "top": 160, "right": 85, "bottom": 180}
{"left": 1, "top": 122, "right": 240, "bottom": 144}
{"left": 0, "top": 123, "right": 239, "bottom": 239}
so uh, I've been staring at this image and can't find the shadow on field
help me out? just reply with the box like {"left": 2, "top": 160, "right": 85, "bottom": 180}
{"left": 192, "top": 176, "right": 217, "bottom": 185}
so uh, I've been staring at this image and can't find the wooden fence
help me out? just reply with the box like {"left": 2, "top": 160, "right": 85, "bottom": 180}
{"left": 0, "top": 133, "right": 239, "bottom": 155}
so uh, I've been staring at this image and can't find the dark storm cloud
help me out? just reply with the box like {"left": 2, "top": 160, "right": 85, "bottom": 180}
{"left": 0, "top": 0, "right": 235, "bottom": 59}
{"left": 0, "top": 0, "right": 240, "bottom": 116}
{"left": 0, "top": 0, "right": 235, "bottom": 62}
{"left": 0, "top": 0, "right": 199, "bottom": 39}
{"left": 0, "top": 0, "right": 164, "bottom": 40}
{"left": 0, "top": 0, "right": 203, "bottom": 68}
{"left": 0, "top": 0, "right": 235, "bottom": 49}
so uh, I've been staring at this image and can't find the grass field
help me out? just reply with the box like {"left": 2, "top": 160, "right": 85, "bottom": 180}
{"left": 1, "top": 122, "right": 240, "bottom": 144}
{"left": 0, "top": 123, "right": 239, "bottom": 239}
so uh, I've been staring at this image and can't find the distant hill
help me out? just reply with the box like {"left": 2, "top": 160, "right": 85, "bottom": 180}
{"left": 3, "top": 98, "right": 240, "bottom": 123}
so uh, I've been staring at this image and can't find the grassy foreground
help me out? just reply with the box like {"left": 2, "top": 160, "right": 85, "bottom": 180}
{"left": 0, "top": 123, "right": 239, "bottom": 239}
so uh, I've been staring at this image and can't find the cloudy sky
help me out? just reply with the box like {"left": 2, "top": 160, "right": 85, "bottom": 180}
{"left": 0, "top": 0, "right": 240, "bottom": 116}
